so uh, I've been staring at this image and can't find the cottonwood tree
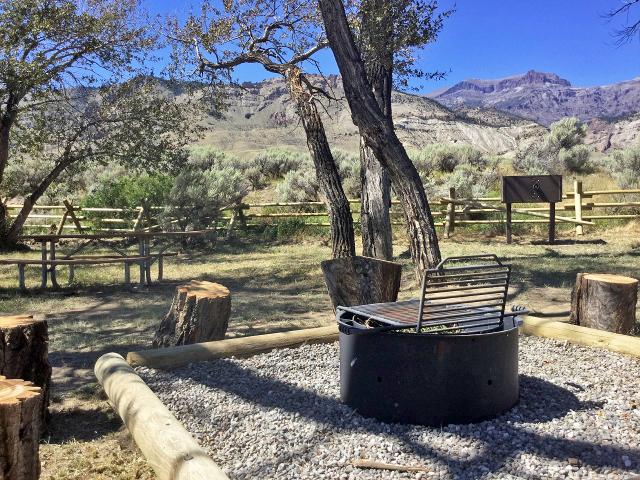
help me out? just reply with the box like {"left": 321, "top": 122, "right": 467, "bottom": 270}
{"left": 319, "top": 0, "right": 442, "bottom": 277}
{"left": 606, "top": 0, "right": 640, "bottom": 44}
{"left": 354, "top": 0, "right": 449, "bottom": 260}
{"left": 169, "top": 0, "right": 356, "bottom": 258}
{"left": 0, "top": 0, "right": 197, "bottom": 246}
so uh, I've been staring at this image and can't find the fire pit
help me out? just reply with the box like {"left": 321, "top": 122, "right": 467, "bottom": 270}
{"left": 336, "top": 255, "right": 527, "bottom": 426}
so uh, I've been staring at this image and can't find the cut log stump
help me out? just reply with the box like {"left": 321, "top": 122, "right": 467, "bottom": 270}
{"left": 153, "top": 281, "right": 231, "bottom": 348}
{"left": 0, "top": 315, "right": 51, "bottom": 423}
{"left": 570, "top": 273, "right": 638, "bottom": 334}
{"left": 321, "top": 256, "right": 402, "bottom": 310}
{"left": 0, "top": 376, "right": 42, "bottom": 480}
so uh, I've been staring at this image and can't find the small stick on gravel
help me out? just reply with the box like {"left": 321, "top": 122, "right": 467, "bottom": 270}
{"left": 353, "top": 459, "right": 431, "bottom": 473}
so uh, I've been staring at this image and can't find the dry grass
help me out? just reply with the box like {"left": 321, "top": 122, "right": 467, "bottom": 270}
{"left": 0, "top": 228, "right": 639, "bottom": 479}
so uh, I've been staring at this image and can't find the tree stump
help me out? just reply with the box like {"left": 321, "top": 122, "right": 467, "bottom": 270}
{"left": 321, "top": 256, "right": 402, "bottom": 310}
{"left": 569, "top": 273, "right": 638, "bottom": 334}
{"left": 153, "top": 281, "right": 231, "bottom": 348}
{"left": 0, "top": 315, "right": 51, "bottom": 424}
{"left": 0, "top": 376, "right": 42, "bottom": 480}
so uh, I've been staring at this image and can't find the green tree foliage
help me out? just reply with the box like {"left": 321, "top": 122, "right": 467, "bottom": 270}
{"left": 514, "top": 117, "right": 592, "bottom": 175}
{"left": 354, "top": 0, "right": 452, "bottom": 89}
{"left": 0, "top": 0, "right": 199, "bottom": 244}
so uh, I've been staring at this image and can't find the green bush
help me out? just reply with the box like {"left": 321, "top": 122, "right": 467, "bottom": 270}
{"left": 334, "top": 150, "right": 360, "bottom": 198}
{"left": 548, "top": 117, "right": 587, "bottom": 150}
{"left": 276, "top": 166, "right": 319, "bottom": 202}
{"left": 609, "top": 145, "right": 640, "bottom": 188}
{"left": 513, "top": 117, "right": 592, "bottom": 175}
{"left": 245, "top": 148, "right": 307, "bottom": 189}
{"left": 559, "top": 144, "right": 593, "bottom": 173}
{"left": 83, "top": 172, "right": 172, "bottom": 209}
{"left": 162, "top": 155, "right": 249, "bottom": 232}
{"left": 410, "top": 144, "right": 490, "bottom": 175}
{"left": 408, "top": 144, "right": 499, "bottom": 198}
{"left": 276, "top": 150, "right": 361, "bottom": 202}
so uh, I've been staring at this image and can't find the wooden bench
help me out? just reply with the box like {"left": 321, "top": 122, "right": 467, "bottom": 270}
{"left": 0, "top": 252, "right": 178, "bottom": 290}
{"left": 0, "top": 256, "right": 148, "bottom": 290}
{"left": 63, "top": 252, "right": 178, "bottom": 283}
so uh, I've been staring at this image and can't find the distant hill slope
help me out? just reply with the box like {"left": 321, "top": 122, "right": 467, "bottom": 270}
{"left": 185, "top": 75, "right": 545, "bottom": 159}
{"left": 430, "top": 70, "right": 640, "bottom": 127}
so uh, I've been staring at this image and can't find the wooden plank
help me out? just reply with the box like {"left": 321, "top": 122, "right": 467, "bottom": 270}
{"left": 56, "top": 210, "right": 69, "bottom": 235}
{"left": 574, "top": 180, "right": 583, "bottom": 236}
{"left": 127, "top": 325, "right": 339, "bottom": 369}
{"left": 444, "top": 187, "right": 455, "bottom": 239}
{"left": 521, "top": 317, "right": 640, "bottom": 358}
{"left": 0, "top": 256, "right": 151, "bottom": 265}
{"left": 95, "top": 353, "right": 229, "bottom": 480}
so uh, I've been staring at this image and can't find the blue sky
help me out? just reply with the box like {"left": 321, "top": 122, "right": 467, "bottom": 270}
{"left": 145, "top": 0, "right": 640, "bottom": 93}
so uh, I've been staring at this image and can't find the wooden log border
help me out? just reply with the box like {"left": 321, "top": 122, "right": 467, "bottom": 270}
{"left": 112, "top": 321, "right": 640, "bottom": 479}
{"left": 94, "top": 353, "right": 229, "bottom": 480}
{"left": 128, "top": 325, "right": 339, "bottom": 369}
{"left": 521, "top": 317, "right": 640, "bottom": 358}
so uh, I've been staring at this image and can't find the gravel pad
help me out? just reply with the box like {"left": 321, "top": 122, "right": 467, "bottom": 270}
{"left": 138, "top": 336, "right": 640, "bottom": 479}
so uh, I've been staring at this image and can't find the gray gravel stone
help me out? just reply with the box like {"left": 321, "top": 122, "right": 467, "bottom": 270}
{"left": 137, "top": 335, "right": 640, "bottom": 479}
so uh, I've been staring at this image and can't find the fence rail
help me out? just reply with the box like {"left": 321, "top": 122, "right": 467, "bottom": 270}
{"left": 5, "top": 181, "right": 640, "bottom": 237}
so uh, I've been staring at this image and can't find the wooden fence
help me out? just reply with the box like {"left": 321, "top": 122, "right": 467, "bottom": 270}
{"left": 6, "top": 181, "right": 640, "bottom": 237}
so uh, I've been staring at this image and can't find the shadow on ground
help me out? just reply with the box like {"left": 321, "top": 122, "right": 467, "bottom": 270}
{"left": 165, "top": 359, "right": 636, "bottom": 479}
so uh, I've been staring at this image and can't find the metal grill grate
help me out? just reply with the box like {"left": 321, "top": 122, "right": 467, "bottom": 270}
{"left": 337, "top": 255, "right": 521, "bottom": 335}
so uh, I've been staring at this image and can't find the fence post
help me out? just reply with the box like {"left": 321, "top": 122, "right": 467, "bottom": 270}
{"left": 574, "top": 179, "right": 584, "bottom": 236}
{"left": 55, "top": 209, "right": 68, "bottom": 235}
{"left": 133, "top": 206, "right": 145, "bottom": 231}
{"left": 63, "top": 199, "right": 84, "bottom": 233}
{"left": 444, "top": 187, "right": 456, "bottom": 239}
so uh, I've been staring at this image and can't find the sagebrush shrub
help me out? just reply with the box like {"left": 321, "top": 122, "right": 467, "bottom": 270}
{"left": 609, "top": 145, "right": 640, "bottom": 188}
{"left": 163, "top": 156, "right": 249, "bottom": 232}
{"left": 513, "top": 117, "right": 592, "bottom": 175}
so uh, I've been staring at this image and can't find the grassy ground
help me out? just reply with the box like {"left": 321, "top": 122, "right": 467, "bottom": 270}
{"left": 1, "top": 225, "right": 639, "bottom": 478}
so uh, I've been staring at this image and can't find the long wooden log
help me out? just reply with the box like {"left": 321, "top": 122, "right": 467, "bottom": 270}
{"left": 129, "top": 325, "right": 339, "bottom": 369}
{"left": 94, "top": 353, "right": 229, "bottom": 480}
{"left": 521, "top": 317, "right": 640, "bottom": 357}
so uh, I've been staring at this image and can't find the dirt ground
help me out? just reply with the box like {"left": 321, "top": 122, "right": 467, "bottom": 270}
{"left": 1, "top": 225, "right": 639, "bottom": 479}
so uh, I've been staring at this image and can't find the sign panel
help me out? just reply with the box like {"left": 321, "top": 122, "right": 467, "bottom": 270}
{"left": 501, "top": 175, "right": 562, "bottom": 204}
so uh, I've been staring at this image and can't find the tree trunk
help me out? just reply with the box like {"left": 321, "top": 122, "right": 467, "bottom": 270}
{"left": 318, "top": 0, "right": 441, "bottom": 279}
{"left": 1, "top": 155, "right": 75, "bottom": 246}
{"left": 321, "top": 255, "right": 402, "bottom": 310}
{"left": 153, "top": 281, "right": 231, "bottom": 348}
{"left": 0, "top": 376, "right": 42, "bottom": 480}
{"left": 0, "top": 122, "right": 11, "bottom": 186}
{"left": 360, "top": 61, "right": 393, "bottom": 260}
{"left": 285, "top": 68, "right": 356, "bottom": 258}
{"left": 0, "top": 315, "right": 51, "bottom": 424}
{"left": 360, "top": 139, "right": 393, "bottom": 259}
{"left": 569, "top": 273, "right": 638, "bottom": 334}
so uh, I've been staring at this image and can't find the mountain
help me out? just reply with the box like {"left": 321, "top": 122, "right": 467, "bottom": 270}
{"left": 184, "top": 75, "right": 546, "bottom": 158}
{"left": 430, "top": 70, "right": 640, "bottom": 127}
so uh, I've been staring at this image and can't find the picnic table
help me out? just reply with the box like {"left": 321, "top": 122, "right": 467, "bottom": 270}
{"left": 6, "top": 231, "right": 213, "bottom": 289}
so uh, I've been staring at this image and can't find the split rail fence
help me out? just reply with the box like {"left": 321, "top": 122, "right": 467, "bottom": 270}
{"left": 6, "top": 181, "right": 640, "bottom": 238}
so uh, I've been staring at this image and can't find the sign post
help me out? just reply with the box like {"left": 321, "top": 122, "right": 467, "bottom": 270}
{"left": 501, "top": 175, "right": 562, "bottom": 244}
